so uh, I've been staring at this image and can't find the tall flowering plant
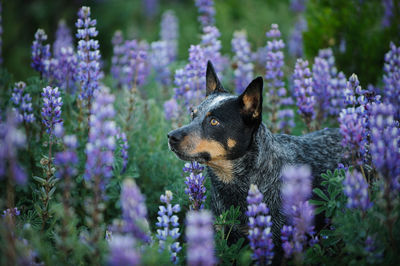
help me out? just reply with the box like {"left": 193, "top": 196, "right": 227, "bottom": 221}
{"left": 183, "top": 162, "right": 206, "bottom": 210}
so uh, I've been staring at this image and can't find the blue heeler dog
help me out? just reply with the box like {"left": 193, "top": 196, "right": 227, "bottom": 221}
{"left": 168, "top": 61, "right": 344, "bottom": 255}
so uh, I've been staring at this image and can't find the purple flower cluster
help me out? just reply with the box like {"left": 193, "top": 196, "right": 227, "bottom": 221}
{"left": 328, "top": 71, "right": 347, "bottom": 116}
{"left": 369, "top": 103, "right": 400, "bottom": 189}
{"left": 201, "top": 26, "right": 224, "bottom": 74}
{"left": 11, "top": 81, "right": 35, "bottom": 124}
{"left": 163, "top": 98, "right": 180, "bottom": 121}
{"left": 246, "top": 184, "right": 274, "bottom": 265}
{"left": 156, "top": 190, "right": 181, "bottom": 263}
{"left": 160, "top": 10, "right": 178, "bottom": 62}
{"left": 55, "top": 47, "right": 78, "bottom": 91}
{"left": 31, "top": 29, "right": 51, "bottom": 76}
{"left": 343, "top": 170, "right": 371, "bottom": 211}
{"left": 312, "top": 56, "right": 331, "bottom": 118}
{"left": 290, "top": 0, "right": 307, "bottom": 13}
{"left": 84, "top": 89, "right": 117, "bottom": 192}
{"left": 76, "top": 6, "right": 101, "bottom": 100}
{"left": 288, "top": 16, "right": 307, "bottom": 58}
{"left": 54, "top": 134, "right": 78, "bottom": 179}
{"left": 186, "top": 210, "right": 216, "bottom": 266}
{"left": 231, "top": 31, "right": 254, "bottom": 94}
{"left": 382, "top": 42, "right": 400, "bottom": 120}
{"left": 0, "top": 112, "right": 27, "bottom": 185}
{"left": 116, "top": 130, "right": 129, "bottom": 174}
{"left": 120, "top": 179, "right": 151, "bottom": 243}
{"left": 53, "top": 20, "right": 73, "bottom": 58}
{"left": 41, "top": 86, "right": 63, "bottom": 137}
{"left": 121, "top": 40, "right": 149, "bottom": 89}
{"left": 293, "top": 59, "right": 316, "bottom": 120}
{"left": 108, "top": 234, "right": 140, "bottom": 266}
{"left": 2, "top": 207, "right": 21, "bottom": 218}
{"left": 142, "top": 0, "right": 159, "bottom": 18}
{"left": 195, "top": 0, "right": 216, "bottom": 28}
{"left": 183, "top": 162, "right": 206, "bottom": 210}
{"left": 382, "top": 0, "right": 394, "bottom": 28}
{"left": 150, "top": 41, "right": 171, "bottom": 86}
{"left": 111, "top": 31, "right": 125, "bottom": 88}
{"left": 0, "top": 2, "right": 2, "bottom": 65}
{"left": 281, "top": 166, "right": 315, "bottom": 259}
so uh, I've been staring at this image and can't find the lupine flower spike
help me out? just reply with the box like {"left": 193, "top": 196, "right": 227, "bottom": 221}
{"left": 11, "top": 81, "right": 35, "bottom": 124}
{"left": 183, "top": 162, "right": 206, "bottom": 210}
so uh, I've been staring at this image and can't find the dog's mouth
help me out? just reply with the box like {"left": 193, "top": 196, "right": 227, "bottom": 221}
{"left": 168, "top": 141, "right": 207, "bottom": 163}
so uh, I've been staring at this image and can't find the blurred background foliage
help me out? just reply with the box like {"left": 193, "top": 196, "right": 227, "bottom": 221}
{"left": 3, "top": 0, "right": 398, "bottom": 85}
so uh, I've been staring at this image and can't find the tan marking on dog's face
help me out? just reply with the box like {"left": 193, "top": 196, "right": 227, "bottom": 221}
{"left": 191, "top": 139, "right": 227, "bottom": 159}
{"left": 206, "top": 159, "right": 234, "bottom": 183}
{"left": 242, "top": 94, "right": 260, "bottom": 118}
{"left": 227, "top": 138, "right": 236, "bottom": 149}
{"left": 206, "top": 112, "right": 212, "bottom": 117}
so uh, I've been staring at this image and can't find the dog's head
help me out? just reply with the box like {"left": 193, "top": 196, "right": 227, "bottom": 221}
{"left": 168, "top": 61, "right": 263, "bottom": 182}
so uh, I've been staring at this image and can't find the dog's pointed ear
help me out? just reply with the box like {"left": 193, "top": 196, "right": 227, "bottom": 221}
{"left": 239, "top": 77, "right": 263, "bottom": 122}
{"left": 206, "top": 61, "right": 226, "bottom": 96}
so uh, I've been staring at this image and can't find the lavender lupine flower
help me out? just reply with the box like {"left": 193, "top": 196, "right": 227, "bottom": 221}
{"left": 2, "top": 207, "right": 21, "bottom": 218}
{"left": 277, "top": 109, "right": 295, "bottom": 134}
{"left": 290, "top": 0, "right": 307, "bottom": 13}
{"left": 150, "top": 41, "right": 171, "bottom": 86}
{"left": 281, "top": 225, "right": 294, "bottom": 258}
{"left": 156, "top": 190, "right": 181, "bottom": 263}
{"left": 53, "top": 20, "right": 73, "bottom": 58}
{"left": 317, "top": 48, "right": 337, "bottom": 76}
{"left": 41, "top": 86, "right": 63, "bottom": 137}
{"left": 164, "top": 98, "right": 180, "bottom": 121}
{"left": 121, "top": 40, "right": 149, "bottom": 89}
{"left": 54, "top": 134, "right": 78, "bottom": 179}
{"left": 328, "top": 71, "right": 347, "bottom": 116}
{"left": 281, "top": 166, "right": 315, "bottom": 259}
{"left": 343, "top": 170, "right": 371, "bottom": 211}
{"left": 382, "top": 42, "right": 400, "bottom": 120}
{"left": 183, "top": 162, "right": 206, "bottom": 210}
{"left": 84, "top": 89, "right": 117, "bottom": 192}
{"left": 231, "top": 31, "right": 254, "bottom": 94}
{"left": 111, "top": 31, "right": 125, "bottom": 87}
{"left": 142, "top": 0, "right": 159, "bottom": 18}
{"left": 186, "top": 210, "right": 216, "bottom": 266}
{"left": 288, "top": 16, "right": 307, "bottom": 58}
{"left": 120, "top": 179, "right": 151, "bottom": 243}
{"left": 11, "top": 82, "right": 35, "bottom": 124}
{"left": 201, "top": 26, "right": 224, "bottom": 74}
{"left": 31, "top": 29, "right": 51, "bottom": 76}
{"left": 246, "top": 184, "right": 274, "bottom": 265}
{"left": 108, "top": 234, "right": 140, "bottom": 266}
{"left": 293, "top": 59, "right": 316, "bottom": 128}
{"left": 55, "top": 47, "right": 78, "bottom": 91}
{"left": 382, "top": 0, "right": 394, "bottom": 28}
{"left": 0, "top": 111, "right": 27, "bottom": 185}
{"left": 116, "top": 130, "right": 129, "bottom": 174}
{"left": 369, "top": 103, "right": 400, "bottom": 188}
{"left": 312, "top": 57, "right": 331, "bottom": 118}
{"left": 160, "top": 10, "right": 178, "bottom": 62}
{"left": 76, "top": 6, "right": 101, "bottom": 101}
{"left": 195, "top": 0, "right": 215, "bottom": 28}
{"left": 0, "top": 2, "right": 2, "bottom": 65}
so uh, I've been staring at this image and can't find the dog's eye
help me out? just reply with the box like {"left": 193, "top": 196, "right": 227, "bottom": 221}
{"left": 210, "top": 118, "right": 220, "bottom": 126}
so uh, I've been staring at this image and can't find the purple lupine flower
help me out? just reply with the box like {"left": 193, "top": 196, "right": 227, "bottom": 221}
{"left": 231, "top": 30, "right": 254, "bottom": 94}
{"left": 150, "top": 41, "right": 171, "bottom": 86}
{"left": 120, "top": 179, "right": 151, "bottom": 243}
{"left": 382, "top": 42, "right": 400, "bottom": 120}
{"left": 0, "top": 111, "right": 27, "bottom": 185}
{"left": 365, "top": 235, "right": 383, "bottom": 263}
{"left": 369, "top": 103, "right": 400, "bottom": 189}
{"left": 382, "top": 0, "right": 394, "bottom": 28}
{"left": 281, "top": 225, "right": 294, "bottom": 258}
{"left": 84, "top": 89, "right": 117, "bottom": 193}
{"left": 108, "top": 234, "right": 141, "bottom": 266}
{"left": 252, "top": 46, "right": 268, "bottom": 70}
{"left": 288, "top": 16, "right": 307, "bottom": 58}
{"left": 293, "top": 59, "right": 316, "bottom": 127}
{"left": 343, "top": 170, "right": 371, "bottom": 211}
{"left": 195, "top": 0, "right": 215, "bottom": 28}
{"left": 41, "top": 86, "right": 63, "bottom": 137}
{"left": 290, "top": 0, "right": 307, "bottom": 13}
{"left": 0, "top": 2, "right": 2, "bottom": 65}
{"left": 183, "top": 162, "right": 206, "bottom": 210}
{"left": 11, "top": 82, "right": 35, "bottom": 124}
{"left": 317, "top": 48, "right": 337, "bottom": 76}
{"left": 31, "top": 29, "right": 51, "bottom": 76}
{"left": 160, "top": 10, "right": 178, "bottom": 62}
{"left": 344, "top": 73, "right": 366, "bottom": 107}
{"left": 54, "top": 134, "right": 78, "bottom": 179}
{"left": 277, "top": 109, "right": 295, "bottom": 134}
{"left": 246, "top": 184, "right": 274, "bottom": 265}
{"left": 201, "top": 26, "right": 224, "bottom": 75}
{"left": 116, "top": 129, "right": 129, "bottom": 174}
{"left": 164, "top": 98, "right": 180, "bottom": 121}
{"left": 328, "top": 71, "right": 347, "bottom": 116}
{"left": 53, "top": 20, "right": 73, "bottom": 58}
{"left": 186, "top": 210, "right": 216, "bottom": 266}
{"left": 111, "top": 31, "right": 125, "bottom": 88}
{"left": 2, "top": 207, "right": 21, "bottom": 218}
{"left": 312, "top": 57, "right": 331, "bottom": 118}
{"left": 55, "top": 47, "right": 78, "bottom": 91}
{"left": 120, "top": 40, "right": 149, "bottom": 89}
{"left": 142, "top": 0, "right": 159, "bottom": 18}
{"left": 156, "top": 190, "right": 181, "bottom": 263}
{"left": 281, "top": 166, "right": 315, "bottom": 259}
{"left": 76, "top": 6, "right": 101, "bottom": 101}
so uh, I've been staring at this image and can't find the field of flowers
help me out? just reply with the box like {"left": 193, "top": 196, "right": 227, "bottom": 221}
{"left": 0, "top": 0, "right": 399, "bottom": 265}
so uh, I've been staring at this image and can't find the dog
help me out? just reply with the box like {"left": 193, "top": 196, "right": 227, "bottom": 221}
{"left": 168, "top": 61, "right": 345, "bottom": 257}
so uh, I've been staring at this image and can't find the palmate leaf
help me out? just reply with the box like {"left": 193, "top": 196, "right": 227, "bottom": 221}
{"left": 313, "top": 188, "right": 329, "bottom": 201}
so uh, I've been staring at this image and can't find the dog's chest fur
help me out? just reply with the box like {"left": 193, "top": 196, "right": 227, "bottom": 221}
{"left": 208, "top": 123, "right": 344, "bottom": 243}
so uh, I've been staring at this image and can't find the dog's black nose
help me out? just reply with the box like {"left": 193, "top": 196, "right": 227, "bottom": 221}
{"left": 168, "top": 130, "right": 185, "bottom": 144}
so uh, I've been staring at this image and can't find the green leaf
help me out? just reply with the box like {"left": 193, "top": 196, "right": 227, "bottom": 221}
{"left": 309, "top": 199, "right": 326, "bottom": 206}
{"left": 315, "top": 206, "right": 326, "bottom": 215}
{"left": 33, "top": 176, "right": 46, "bottom": 185}
{"left": 313, "top": 188, "right": 329, "bottom": 201}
